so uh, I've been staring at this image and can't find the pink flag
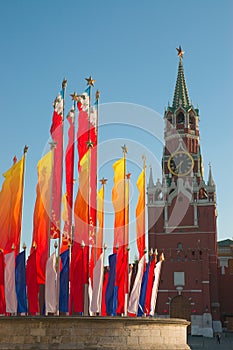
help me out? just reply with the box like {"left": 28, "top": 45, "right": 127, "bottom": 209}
{"left": 45, "top": 252, "right": 57, "bottom": 314}
{"left": 150, "top": 257, "right": 164, "bottom": 316}
{"left": 4, "top": 251, "right": 17, "bottom": 313}
{"left": 128, "top": 255, "right": 145, "bottom": 315}
{"left": 90, "top": 252, "right": 104, "bottom": 314}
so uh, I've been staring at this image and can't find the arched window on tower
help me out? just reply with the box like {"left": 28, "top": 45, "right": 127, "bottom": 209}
{"left": 189, "top": 113, "right": 195, "bottom": 130}
{"left": 177, "top": 112, "right": 184, "bottom": 124}
{"left": 166, "top": 114, "right": 173, "bottom": 131}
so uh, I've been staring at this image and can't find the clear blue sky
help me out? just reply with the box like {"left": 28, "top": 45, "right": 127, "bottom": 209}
{"left": 0, "top": 1, "right": 232, "bottom": 260}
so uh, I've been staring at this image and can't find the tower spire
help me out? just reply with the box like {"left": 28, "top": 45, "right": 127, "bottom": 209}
{"left": 208, "top": 162, "right": 215, "bottom": 187}
{"left": 172, "top": 46, "right": 190, "bottom": 109}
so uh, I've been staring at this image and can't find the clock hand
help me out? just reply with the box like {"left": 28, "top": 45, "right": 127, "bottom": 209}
{"left": 176, "top": 161, "right": 184, "bottom": 170}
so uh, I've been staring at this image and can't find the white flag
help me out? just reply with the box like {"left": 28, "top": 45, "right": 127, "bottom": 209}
{"left": 150, "top": 260, "right": 163, "bottom": 316}
{"left": 4, "top": 251, "right": 17, "bottom": 313}
{"left": 45, "top": 252, "right": 57, "bottom": 314}
{"left": 90, "top": 252, "right": 104, "bottom": 314}
{"left": 128, "top": 255, "right": 145, "bottom": 315}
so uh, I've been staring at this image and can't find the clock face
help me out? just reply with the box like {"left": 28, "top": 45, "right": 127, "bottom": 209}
{"left": 168, "top": 151, "right": 194, "bottom": 176}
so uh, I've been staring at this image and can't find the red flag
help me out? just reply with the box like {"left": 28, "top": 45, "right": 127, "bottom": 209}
{"left": 61, "top": 107, "right": 75, "bottom": 252}
{"left": 101, "top": 268, "right": 109, "bottom": 316}
{"left": 26, "top": 248, "right": 39, "bottom": 315}
{"left": 50, "top": 94, "right": 63, "bottom": 239}
{"left": 144, "top": 254, "right": 156, "bottom": 315}
{"left": 69, "top": 241, "right": 84, "bottom": 313}
{"left": 0, "top": 251, "right": 6, "bottom": 314}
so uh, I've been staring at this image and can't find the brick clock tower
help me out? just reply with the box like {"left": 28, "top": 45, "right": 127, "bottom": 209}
{"left": 148, "top": 47, "right": 221, "bottom": 335}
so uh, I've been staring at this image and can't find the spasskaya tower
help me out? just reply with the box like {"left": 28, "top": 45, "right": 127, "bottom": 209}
{"left": 148, "top": 47, "right": 221, "bottom": 335}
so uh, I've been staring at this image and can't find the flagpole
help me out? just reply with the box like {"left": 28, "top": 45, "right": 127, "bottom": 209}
{"left": 48, "top": 141, "right": 56, "bottom": 260}
{"left": 121, "top": 144, "right": 128, "bottom": 316}
{"left": 142, "top": 154, "right": 146, "bottom": 256}
{"left": 55, "top": 78, "right": 67, "bottom": 315}
{"left": 84, "top": 75, "right": 95, "bottom": 316}
{"left": 70, "top": 92, "right": 77, "bottom": 245}
{"left": 94, "top": 91, "right": 100, "bottom": 268}
{"left": 18, "top": 145, "right": 28, "bottom": 255}
{"left": 125, "top": 172, "right": 130, "bottom": 316}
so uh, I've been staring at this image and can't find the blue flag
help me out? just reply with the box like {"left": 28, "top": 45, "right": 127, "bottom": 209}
{"left": 105, "top": 253, "right": 117, "bottom": 315}
{"left": 59, "top": 249, "right": 69, "bottom": 313}
{"left": 138, "top": 259, "right": 151, "bottom": 316}
{"left": 15, "top": 250, "right": 27, "bottom": 313}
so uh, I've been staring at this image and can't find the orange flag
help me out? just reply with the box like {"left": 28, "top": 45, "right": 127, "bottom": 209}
{"left": 112, "top": 157, "right": 129, "bottom": 314}
{"left": 112, "top": 158, "right": 125, "bottom": 250}
{"left": 30, "top": 151, "right": 52, "bottom": 284}
{"left": 0, "top": 155, "right": 25, "bottom": 254}
{"left": 136, "top": 169, "right": 146, "bottom": 260}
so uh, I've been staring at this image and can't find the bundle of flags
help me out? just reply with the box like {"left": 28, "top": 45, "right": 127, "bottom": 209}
{"left": 0, "top": 77, "right": 164, "bottom": 317}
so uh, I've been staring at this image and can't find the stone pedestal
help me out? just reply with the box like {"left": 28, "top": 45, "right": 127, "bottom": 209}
{"left": 0, "top": 316, "right": 190, "bottom": 349}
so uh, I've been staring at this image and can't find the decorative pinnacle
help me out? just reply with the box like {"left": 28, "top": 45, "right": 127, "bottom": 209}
{"left": 62, "top": 78, "right": 67, "bottom": 90}
{"left": 176, "top": 45, "right": 184, "bottom": 58}
{"left": 100, "top": 177, "right": 107, "bottom": 185}
{"left": 121, "top": 144, "right": 128, "bottom": 155}
{"left": 70, "top": 92, "right": 78, "bottom": 101}
{"left": 85, "top": 75, "right": 96, "bottom": 87}
{"left": 96, "top": 90, "right": 100, "bottom": 101}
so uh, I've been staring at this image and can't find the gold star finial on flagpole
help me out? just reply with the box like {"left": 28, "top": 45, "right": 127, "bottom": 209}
{"left": 121, "top": 144, "right": 128, "bottom": 155}
{"left": 176, "top": 45, "right": 184, "bottom": 58}
{"left": 96, "top": 89, "right": 100, "bottom": 101}
{"left": 62, "top": 78, "right": 67, "bottom": 90}
{"left": 85, "top": 75, "right": 96, "bottom": 87}
{"left": 100, "top": 177, "right": 107, "bottom": 185}
{"left": 70, "top": 92, "right": 78, "bottom": 101}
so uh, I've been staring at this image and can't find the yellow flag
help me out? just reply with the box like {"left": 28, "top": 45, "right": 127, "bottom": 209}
{"left": 31, "top": 151, "right": 52, "bottom": 284}
{"left": 136, "top": 169, "right": 145, "bottom": 260}
{"left": 0, "top": 155, "right": 25, "bottom": 253}
{"left": 74, "top": 149, "right": 90, "bottom": 245}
